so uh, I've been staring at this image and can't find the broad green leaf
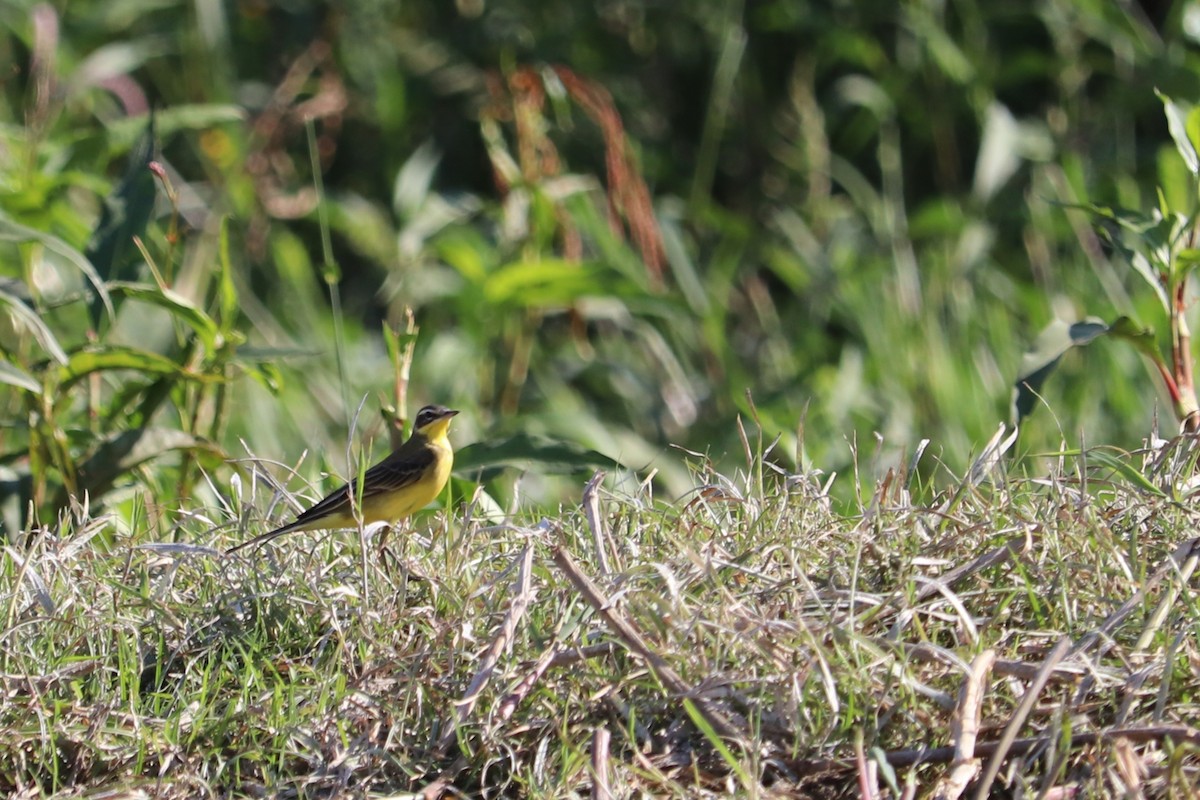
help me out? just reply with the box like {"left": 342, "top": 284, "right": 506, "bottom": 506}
{"left": 437, "top": 233, "right": 491, "bottom": 284}
{"left": 0, "top": 359, "right": 41, "bottom": 393}
{"left": 87, "top": 116, "right": 157, "bottom": 328}
{"left": 56, "top": 346, "right": 221, "bottom": 390}
{"left": 103, "top": 105, "right": 246, "bottom": 152}
{"left": 1065, "top": 202, "right": 1171, "bottom": 309}
{"left": 1128, "top": 251, "right": 1170, "bottom": 312}
{"left": 1012, "top": 317, "right": 1113, "bottom": 423}
{"left": 105, "top": 282, "right": 223, "bottom": 352}
{"left": 1158, "top": 90, "right": 1200, "bottom": 175}
{"left": 483, "top": 260, "right": 612, "bottom": 307}
{"left": 66, "top": 428, "right": 223, "bottom": 507}
{"left": 455, "top": 433, "right": 624, "bottom": 479}
{"left": 393, "top": 139, "right": 441, "bottom": 218}
{"left": 0, "top": 214, "right": 114, "bottom": 319}
{"left": 1175, "top": 247, "right": 1200, "bottom": 282}
{"left": 0, "top": 281, "right": 68, "bottom": 364}
{"left": 1107, "top": 316, "right": 1159, "bottom": 360}
{"left": 1066, "top": 201, "right": 1169, "bottom": 237}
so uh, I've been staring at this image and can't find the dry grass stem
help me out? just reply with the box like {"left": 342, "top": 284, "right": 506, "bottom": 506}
{"left": 436, "top": 543, "right": 535, "bottom": 756}
{"left": 582, "top": 470, "right": 611, "bottom": 574}
{"left": 551, "top": 545, "right": 747, "bottom": 743}
{"left": 8, "top": 446, "right": 1200, "bottom": 796}
{"left": 973, "top": 636, "right": 1070, "bottom": 800}
{"left": 934, "top": 649, "right": 996, "bottom": 800}
{"left": 591, "top": 726, "right": 611, "bottom": 800}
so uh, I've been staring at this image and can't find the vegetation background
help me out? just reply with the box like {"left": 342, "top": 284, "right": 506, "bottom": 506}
{"left": 6, "top": 0, "right": 1197, "bottom": 526}
{"left": 5, "top": 0, "right": 1200, "bottom": 796}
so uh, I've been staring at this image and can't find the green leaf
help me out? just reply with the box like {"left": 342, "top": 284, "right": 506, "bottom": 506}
{"left": 1128, "top": 251, "right": 1171, "bottom": 313}
{"left": 0, "top": 359, "right": 41, "bottom": 393}
{"left": 483, "top": 260, "right": 613, "bottom": 307}
{"left": 56, "top": 346, "right": 221, "bottom": 391}
{"left": 392, "top": 139, "right": 441, "bottom": 218}
{"left": 1012, "top": 317, "right": 1114, "bottom": 423}
{"left": 1106, "top": 316, "right": 1159, "bottom": 359}
{"left": 63, "top": 428, "right": 223, "bottom": 508}
{"left": 1188, "top": 108, "right": 1200, "bottom": 171}
{"left": 239, "top": 361, "right": 284, "bottom": 394}
{"left": 0, "top": 281, "right": 68, "bottom": 364}
{"left": 1060, "top": 201, "right": 1154, "bottom": 231}
{"left": 0, "top": 214, "right": 114, "bottom": 320}
{"left": 103, "top": 105, "right": 246, "bottom": 152}
{"left": 86, "top": 115, "right": 158, "bottom": 328}
{"left": 105, "top": 282, "right": 223, "bottom": 352}
{"left": 1175, "top": 248, "right": 1200, "bottom": 282}
{"left": 870, "top": 746, "right": 902, "bottom": 796}
{"left": 1048, "top": 201, "right": 1172, "bottom": 308}
{"left": 1158, "top": 89, "right": 1200, "bottom": 175}
{"left": 1057, "top": 448, "right": 1166, "bottom": 498}
{"left": 455, "top": 433, "right": 624, "bottom": 480}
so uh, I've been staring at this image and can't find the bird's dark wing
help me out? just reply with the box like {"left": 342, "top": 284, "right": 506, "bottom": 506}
{"left": 357, "top": 446, "right": 435, "bottom": 497}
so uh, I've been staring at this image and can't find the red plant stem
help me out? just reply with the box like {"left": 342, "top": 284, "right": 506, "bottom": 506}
{"left": 1155, "top": 358, "right": 1181, "bottom": 405}
{"left": 1172, "top": 275, "right": 1200, "bottom": 430}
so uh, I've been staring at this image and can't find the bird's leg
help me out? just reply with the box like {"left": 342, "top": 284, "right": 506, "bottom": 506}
{"left": 377, "top": 523, "right": 400, "bottom": 576}
{"left": 379, "top": 523, "right": 433, "bottom": 585}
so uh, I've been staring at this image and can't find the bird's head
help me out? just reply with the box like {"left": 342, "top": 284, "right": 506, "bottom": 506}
{"left": 413, "top": 404, "right": 459, "bottom": 440}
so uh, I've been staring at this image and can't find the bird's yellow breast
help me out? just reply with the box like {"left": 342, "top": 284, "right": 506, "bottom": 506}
{"left": 361, "top": 439, "right": 454, "bottom": 523}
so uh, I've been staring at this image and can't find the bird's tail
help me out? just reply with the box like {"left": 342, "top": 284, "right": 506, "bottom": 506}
{"left": 226, "top": 520, "right": 304, "bottom": 554}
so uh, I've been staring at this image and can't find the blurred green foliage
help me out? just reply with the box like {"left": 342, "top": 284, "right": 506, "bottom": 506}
{"left": 3, "top": 0, "right": 1200, "bottom": 534}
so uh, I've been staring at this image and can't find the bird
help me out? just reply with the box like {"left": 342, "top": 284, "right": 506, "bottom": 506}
{"left": 228, "top": 404, "right": 459, "bottom": 553}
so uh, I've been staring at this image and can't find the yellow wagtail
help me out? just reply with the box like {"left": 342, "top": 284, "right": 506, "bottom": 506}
{"left": 228, "top": 404, "right": 459, "bottom": 553}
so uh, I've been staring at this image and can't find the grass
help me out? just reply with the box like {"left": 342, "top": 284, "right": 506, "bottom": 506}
{"left": 4, "top": 429, "right": 1200, "bottom": 797}
{"left": 6, "top": 6, "right": 1200, "bottom": 796}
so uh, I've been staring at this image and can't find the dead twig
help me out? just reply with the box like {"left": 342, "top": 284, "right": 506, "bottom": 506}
{"left": 973, "top": 636, "right": 1070, "bottom": 800}
{"left": 917, "top": 534, "right": 1028, "bottom": 604}
{"left": 496, "top": 642, "right": 557, "bottom": 723}
{"left": 934, "top": 649, "right": 995, "bottom": 800}
{"left": 435, "top": 544, "right": 535, "bottom": 757}
{"left": 420, "top": 754, "right": 469, "bottom": 800}
{"left": 855, "top": 727, "right": 877, "bottom": 800}
{"left": 592, "top": 727, "right": 612, "bottom": 800}
{"left": 551, "top": 545, "right": 747, "bottom": 744}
